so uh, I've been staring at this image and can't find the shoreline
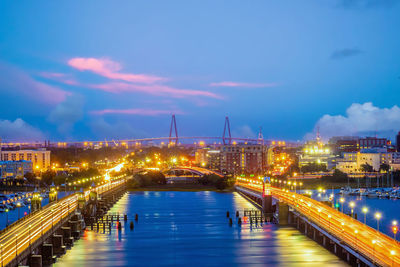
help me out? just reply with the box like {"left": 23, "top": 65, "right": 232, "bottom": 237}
{"left": 128, "top": 184, "right": 234, "bottom": 192}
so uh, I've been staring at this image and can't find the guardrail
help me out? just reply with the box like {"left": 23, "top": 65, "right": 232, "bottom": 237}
{"left": 236, "top": 181, "right": 400, "bottom": 266}
{"left": 0, "top": 177, "right": 127, "bottom": 267}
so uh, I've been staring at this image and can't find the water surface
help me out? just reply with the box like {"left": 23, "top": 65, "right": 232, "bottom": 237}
{"left": 55, "top": 191, "right": 346, "bottom": 266}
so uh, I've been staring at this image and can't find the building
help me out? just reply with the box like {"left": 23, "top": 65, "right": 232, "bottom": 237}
{"left": 220, "top": 144, "right": 268, "bottom": 175}
{"left": 358, "top": 137, "right": 390, "bottom": 149}
{"left": 397, "top": 132, "right": 400, "bottom": 152}
{"left": 194, "top": 148, "right": 221, "bottom": 171}
{"left": 1, "top": 149, "right": 51, "bottom": 170}
{"left": 195, "top": 148, "right": 208, "bottom": 166}
{"left": 0, "top": 160, "right": 33, "bottom": 179}
{"left": 207, "top": 150, "right": 221, "bottom": 171}
{"left": 329, "top": 136, "right": 360, "bottom": 154}
{"left": 299, "top": 140, "right": 333, "bottom": 167}
{"left": 331, "top": 148, "right": 400, "bottom": 173}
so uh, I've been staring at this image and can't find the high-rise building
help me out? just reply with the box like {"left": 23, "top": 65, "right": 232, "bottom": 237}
{"left": 220, "top": 144, "right": 268, "bottom": 175}
{"left": 1, "top": 148, "right": 51, "bottom": 170}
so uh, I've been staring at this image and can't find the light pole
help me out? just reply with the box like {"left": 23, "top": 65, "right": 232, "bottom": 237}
{"left": 391, "top": 250, "right": 396, "bottom": 267}
{"left": 15, "top": 234, "right": 18, "bottom": 257}
{"left": 328, "top": 214, "right": 331, "bottom": 231}
{"left": 29, "top": 224, "right": 32, "bottom": 253}
{"left": 392, "top": 220, "right": 398, "bottom": 240}
{"left": 5, "top": 209, "right": 8, "bottom": 227}
{"left": 375, "top": 212, "right": 382, "bottom": 231}
{"left": 340, "top": 198, "right": 345, "bottom": 213}
{"left": 317, "top": 208, "right": 321, "bottom": 223}
{"left": 41, "top": 216, "right": 44, "bottom": 242}
{"left": 51, "top": 209, "right": 54, "bottom": 232}
{"left": 349, "top": 201, "right": 355, "bottom": 218}
{"left": 372, "top": 240, "right": 376, "bottom": 263}
{"left": 354, "top": 230, "right": 358, "bottom": 250}
{"left": 362, "top": 207, "right": 368, "bottom": 224}
{"left": 16, "top": 202, "right": 21, "bottom": 220}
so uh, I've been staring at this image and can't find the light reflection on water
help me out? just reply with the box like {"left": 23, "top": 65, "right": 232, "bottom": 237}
{"left": 55, "top": 191, "right": 347, "bottom": 267}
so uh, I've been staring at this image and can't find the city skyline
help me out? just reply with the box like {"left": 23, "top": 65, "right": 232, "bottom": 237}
{"left": 1, "top": 1, "right": 400, "bottom": 142}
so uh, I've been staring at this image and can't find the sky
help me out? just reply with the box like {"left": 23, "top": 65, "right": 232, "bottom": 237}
{"left": 0, "top": 0, "right": 400, "bottom": 142}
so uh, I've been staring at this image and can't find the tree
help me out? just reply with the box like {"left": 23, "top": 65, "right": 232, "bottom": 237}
{"left": 24, "top": 172, "right": 37, "bottom": 184}
{"left": 41, "top": 170, "right": 56, "bottom": 185}
{"left": 360, "top": 163, "right": 374, "bottom": 173}
{"left": 379, "top": 163, "right": 390, "bottom": 172}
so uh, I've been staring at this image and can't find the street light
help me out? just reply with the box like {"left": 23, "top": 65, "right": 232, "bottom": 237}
{"left": 340, "top": 198, "right": 345, "bottom": 213}
{"left": 317, "top": 208, "right": 322, "bottom": 223}
{"left": 375, "top": 212, "right": 382, "bottom": 231}
{"left": 5, "top": 209, "right": 9, "bottom": 227}
{"left": 391, "top": 250, "right": 396, "bottom": 267}
{"left": 349, "top": 201, "right": 355, "bottom": 218}
{"left": 362, "top": 207, "right": 368, "bottom": 224}
{"left": 16, "top": 202, "right": 21, "bottom": 220}
{"left": 392, "top": 220, "right": 398, "bottom": 240}
{"left": 372, "top": 240, "right": 377, "bottom": 262}
{"left": 328, "top": 214, "right": 332, "bottom": 231}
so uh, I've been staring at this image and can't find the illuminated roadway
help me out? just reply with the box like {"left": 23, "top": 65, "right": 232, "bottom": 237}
{"left": 236, "top": 181, "right": 400, "bottom": 267}
{"left": 0, "top": 178, "right": 126, "bottom": 267}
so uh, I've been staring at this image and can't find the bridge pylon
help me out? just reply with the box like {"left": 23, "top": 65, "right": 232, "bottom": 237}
{"left": 169, "top": 114, "right": 178, "bottom": 145}
{"left": 222, "top": 116, "right": 232, "bottom": 145}
{"left": 257, "top": 126, "right": 264, "bottom": 145}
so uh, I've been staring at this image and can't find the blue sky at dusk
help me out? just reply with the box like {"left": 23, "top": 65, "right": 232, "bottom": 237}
{"left": 1, "top": 0, "right": 400, "bottom": 142}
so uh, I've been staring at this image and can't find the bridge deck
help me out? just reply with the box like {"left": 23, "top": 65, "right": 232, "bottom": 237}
{"left": 0, "top": 178, "right": 126, "bottom": 267}
{"left": 236, "top": 182, "right": 400, "bottom": 267}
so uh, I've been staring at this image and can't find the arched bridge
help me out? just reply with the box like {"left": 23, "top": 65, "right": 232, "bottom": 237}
{"left": 164, "top": 167, "right": 223, "bottom": 178}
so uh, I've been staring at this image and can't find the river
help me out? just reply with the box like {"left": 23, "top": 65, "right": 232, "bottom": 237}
{"left": 55, "top": 191, "right": 346, "bottom": 266}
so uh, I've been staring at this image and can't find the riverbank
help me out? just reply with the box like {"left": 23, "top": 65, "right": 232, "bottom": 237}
{"left": 128, "top": 184, "right": 234, "bottom": 192}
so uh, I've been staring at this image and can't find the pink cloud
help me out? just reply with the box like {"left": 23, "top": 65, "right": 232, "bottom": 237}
{"left": 68, "top": 57, "right": 165, "bottom": 84}
{"left": 0, "top": 63, "right": 69, "bottom": 105}
{"left": 89, "top": 82, "right": 222, "bottom": 99}
{"left": 90, "top": 108, "right": 184, "bottom": 116}
{"left": 40, "top": 72, "right": 80, "bottom": 86}
{"left": 209, "top": 81, "right": 277, "bottom": 88}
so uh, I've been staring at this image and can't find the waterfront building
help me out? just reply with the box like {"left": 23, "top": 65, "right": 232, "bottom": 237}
{"left": 1, "top": 148, "right": 51, "bottom": 171}
{"left": 298, "top": 140, "right": 333, "bottom": 167}
{"left": 331, "top": 148, "right": 400, "bottom": 173}
{"left": 220, "top": 144, "right": 267, "bottom": 175}
{"left": 0, "top": 160, "right": 33, "bottom": 179}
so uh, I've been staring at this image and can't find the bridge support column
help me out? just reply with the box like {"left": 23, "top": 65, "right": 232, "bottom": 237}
{"left": 41, "top": 243, "right": 55, "bottom": 265}
{"left": 29, "top": 254, "right": 42, "bottom": 267}
{"left": 262, "top": 195, "right": 272, "bottom": 215}
{"left": 52, "top": 234, "right": 66, "bottom": 255}
{"left": 61, "top": 226, "right": 73, "bottom": 247}
{"left": 278, "top": 202, "right": 289, "bottom": 225}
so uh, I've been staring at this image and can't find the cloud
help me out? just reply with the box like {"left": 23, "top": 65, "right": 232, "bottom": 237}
{"left": 90, "top": 108, "right": 184, "bottom": 116}
{"left": 0, "top": 63, "right": 69, "bottom": 105}
{"left": 89, "top": 118, "right": 147, "bottom": 139}
{"left": 68, "top": 57, "right": 165, "bottom": 84}
{"left": 232, "top": 125, "right": 257, "bottom": 139}
{"left": 331, "top": 48, "right": 363, "bottom": 59}
{"left": 209, "top": 81, "right": 277, "bottom": 88}
{"left": 40, "top": 72, "right": 80, "bottom": 86}
{"left": 89, "top": 82, "right": 222, "bottom": 99}
{"left": 307, "top": 102, "right": 400, "bottom": 140}
{"left": 48, "top": 94, "right": 84, "bottom": 134}
{"left": 0, "top": 118, "right": 45, "bottom": 141}
{"left": 337, "top": 0, "right": 399, "bottom": 8}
